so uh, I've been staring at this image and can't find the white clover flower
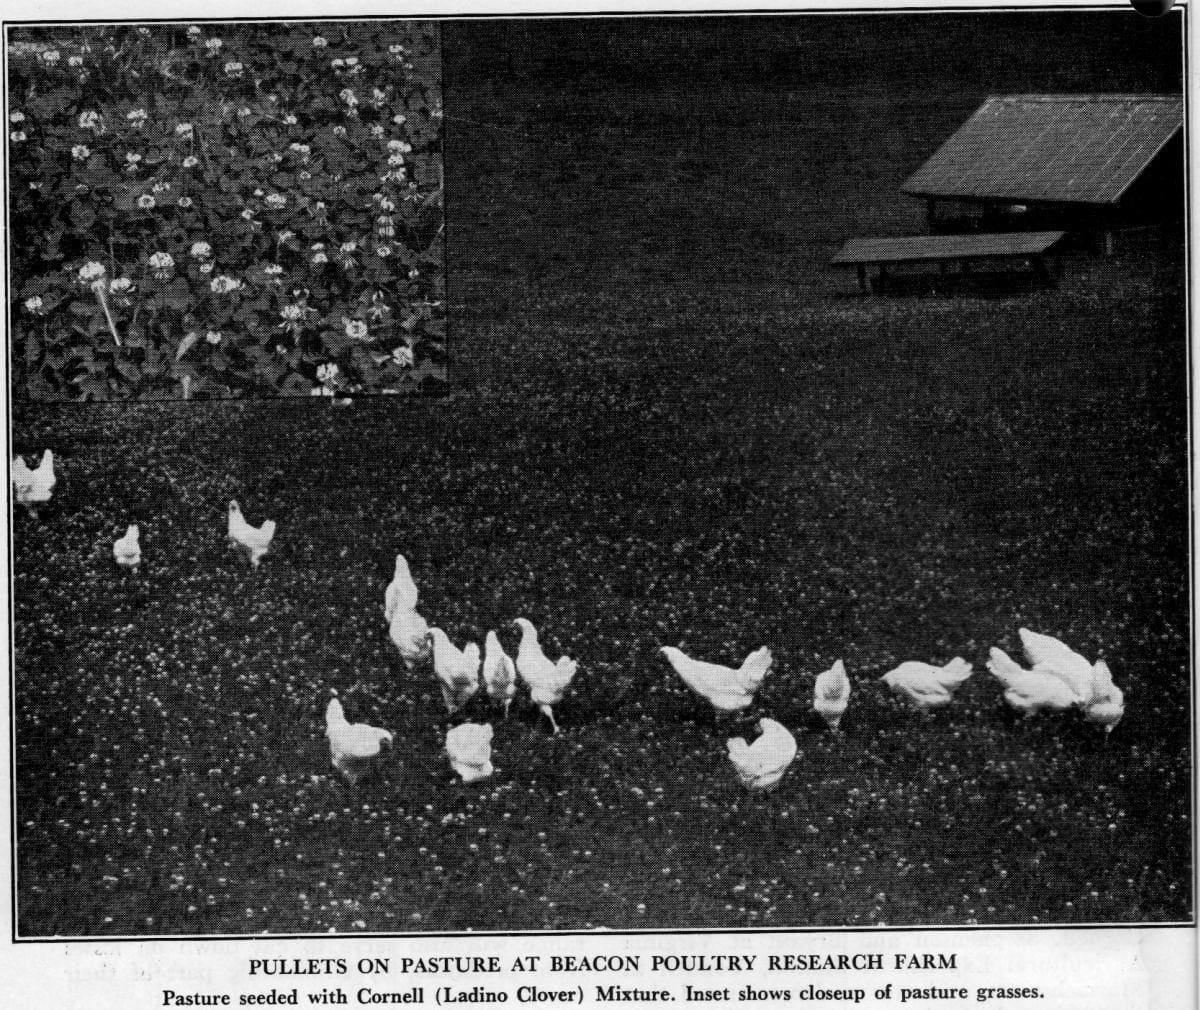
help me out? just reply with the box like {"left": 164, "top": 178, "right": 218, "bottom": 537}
{"left": 10, "top": 131, "right": 27, "bottom": 142}
{"left": 78, "top": 110, "right": 103, "bottom": 131}
{"left": 280, "top": 304, "right": 303, "bottom": 321}
{"left": 178, "top": 196, "right": 194, "bottom": 208}
{"left": 125, "top": 152, "right": 142, "bottom": 171}
{"left": 299, "top": 171, "right": 312, "bottom": 181}
{"left": 377, "top": 245, "right": 392, "bottom": 258}
{"left": 369, "top": 125, "right": 384, "bottom": 138}
{"left": 68, "top": 55, "right": 83, "bottom": 68}
{"left": 41, "top": 49, "right": 61, "bottom": 65}
{"left": 199, "top": 262, "right": 214, "bottom": 274}
{"left": 210, "top": 275, "right": 242, "bottom": 294}
{"left": 376, "top": 215, "right": 395, "bottom": 238}
{"left": 182, "top": 154, "right": 200, "bottom": 169}
{"left": 241, "top": 208, "right": 255, "bottom": 221}
{"left": 187, "top": 26, "right": 202, "bottom": 36}
{"left": 339, "top": 88, "right": 358, "bottom": 107}
{"left": 316, "top": 362, "right": 338, "bottom": 382}
{"left": 205, "top": 38, "right": 223, "bottom": 53}
{"left": 72, "top": 144, "right": 91, "bottom": 160}
{"left": 175, "top": 122, "right": 194, "bottom": 139}
{"left": 205, "top": 330, "right": 222, "bottom": 344}
{"left": 311, "top": 251, "right": 328, "bottom": 265}
{"left": 343, "top": 319, "right": 369, "bottom": 341}
{"left": 126, "top": 108, "right": 148, "bottom": 127}
{"left": 331, "top": 58, "right": 345, "bottom": 69}
{"left": 387, "top": 152, "right": 406, "bottom": 167}
{"left": 345, "top": 57, "right": 359, "bottom": 68}
{"left": 148, "top": 252, "right": 175, "bottom": 278}
{"left": 10, "top": 111, "right": 25, "bottom": 123}
{"left": 224, "top": 61, "right": 243, "bottom": 77}
{"left": 78, "top": 261, "right": 107, "bottom": 283}
{"left": 109, "top": 277, "right": 134, "bottom": 294}
{"left": 24, "top": 295, "right": 44, "bottom": 314}
{"left": 189, "top": 241, "right": 213, "bottom": 259}
{"left": 392, "top": 345, "right": 414, "bottom": 368}
{"left": 265, "top": 193, "right": 287, "bottom": 210}
{"left": 283, "top": 114, "right": 298, "bottom": 126}
{"left": 339, "top": 241, "right": 357, "bottom": 254}
{"left": 392, "top": 114, "right": 407, "bottom": 126}
{"left": 137, "top": 194, "right": 156, "bottom": 209}
{"left": 332, "top": 126, "right": 347, "bottom": 138}
{"left": 387, "top": 139, "right": 412, "bottom": 154}
{"left": 312, "top": 36, "right": 328, "bottom": 48}
{"left": 152, "top": 181, "right": 171, "bottom": 193}
{"left": 388, "top": 44, "right": 406, "bottom": 54}
{"left": 263, "top": 263, "right": 283, "bottom": 276}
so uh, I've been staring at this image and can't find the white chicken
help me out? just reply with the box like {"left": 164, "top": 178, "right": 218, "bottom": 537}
{"left": 513, "top": 617, "right": 578, "bottom": 734}
{"left": 445, "top": 723, "right": 495, "bottom": 783}
{"left": 12, "top": 449, "right": 55, "bottom": 508}
{"left": 428, "top": 628, "right": 481, "bottom": 715}
{"left": 1016, "top": 628, "right": 1096, "bottom": 704}
{"left": 384, "top": 553, "right": 419, "bottom": 624}
{"left": 389, "top": 605, "right": 431, "bottom": 669}
{"left": 227, "top": 500, "right": 276, "bottom": 566}
{"left": 324, "top": 697, "right": 392, "bottom": 785}
{"left": 987, "top": 647, "right": 1081, "bottom": 717}
{"left": 880, "top": 657, "right": 972, "bottom": 712}
{"left": 813, "top": 659, "right": 851, "bottom": 732}
{"left": 660, "top": 644, "right": 773, "bottom": 716}
{"left": 727, "top": 718, "right": 798, "bottom": 791}
{"left": 483, "top": 630, "right": 518, "bottom": 717}
{"left": 113, "top": 524, "right": 141, "bottom": 568}
{"left": 1081, "top": 660, "right": 1125, "bottom": 737}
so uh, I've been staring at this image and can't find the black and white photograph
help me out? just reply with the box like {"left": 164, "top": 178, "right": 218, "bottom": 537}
{"left": 7, "top": 20, "right": 445, "bottom": 400}
{"left": 6, "top": 4, "right": 1194, "bottom": 945}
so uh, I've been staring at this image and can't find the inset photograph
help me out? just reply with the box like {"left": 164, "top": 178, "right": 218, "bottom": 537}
{"left": 7, "top": 21, "right": 445, "bottom": 400}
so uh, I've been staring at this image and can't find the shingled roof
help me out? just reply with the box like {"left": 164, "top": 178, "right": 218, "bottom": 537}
{"left": 901, "top": 94, "right": 1184, "bottom": 206}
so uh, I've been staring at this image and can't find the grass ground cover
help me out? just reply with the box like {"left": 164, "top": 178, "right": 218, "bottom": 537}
{"left": 11, "top": 13, "right": 1191, "bottom": 934}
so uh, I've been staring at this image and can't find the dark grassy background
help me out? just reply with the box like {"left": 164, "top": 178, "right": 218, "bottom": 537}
{"left": 11, "top": 11, "right": 1192, "bottom": 934}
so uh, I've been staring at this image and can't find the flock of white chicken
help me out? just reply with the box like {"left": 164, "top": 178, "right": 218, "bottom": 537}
{"left": 13, "top": 448, "right": 1127, "bottom": 795}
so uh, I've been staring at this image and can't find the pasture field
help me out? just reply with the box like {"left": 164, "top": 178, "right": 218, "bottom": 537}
{"left": 11, "top": 13, "right": 1191, "bottom": 934}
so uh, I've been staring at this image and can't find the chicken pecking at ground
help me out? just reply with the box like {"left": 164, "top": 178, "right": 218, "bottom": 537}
{"left": 113, "top": 524, "right": 141, "bottom": 569}
{"left": 880, "top": 657, "right": 972, "bottom": 712}
{"left": 513, "top": 617, "right": 577, "bottom": 734}
{"left": 12, "top": 449, "right": 56, "bottom": 508}
{"left": 813, "top": 659, "right": 851, "bottom": 732}
{"left": 445, "top": 722, "right": 495, "bottom": 782}
{"left": 324, "top": 697, "right": 393, "bottom": 785}
{"left": 383, "top": 553, "right": 419, "bottom": 624}
{"left": 986, "top": 647, "right": 1082, "bottom": 718}
{"left": 659, "top": 644, "right": 773, "bottom": 718}
{"left": 1081, "top": 659, "right": 1125, "bottom": 737}
{"left": 428, "top": 628, "right": 482, "bottom": 715}
{"left": 1014, "top": 628, "right": 1097, "bottom": 704}
{"left": 483, "top": 630, "right": 517, "bottom": 717}
{"left": 227, "top": 500, "right": 276, "bottom": 567}
{"left": 389, "top": 604, "right": 431, "bottom": 670}
{"left": 727, "top": 717, "right": 797, "bottom": 791}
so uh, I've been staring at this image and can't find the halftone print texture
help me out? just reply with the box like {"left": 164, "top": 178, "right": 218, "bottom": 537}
{"left": 10, "top": 12, "right": 1190, "bottom": 936}
{"left": 7, "top": 22, "right": 445, "bottom": 401}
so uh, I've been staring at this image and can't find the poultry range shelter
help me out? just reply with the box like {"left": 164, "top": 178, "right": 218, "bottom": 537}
{"left": 900, "top": 93, "right": 1184, "bottom": 252}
